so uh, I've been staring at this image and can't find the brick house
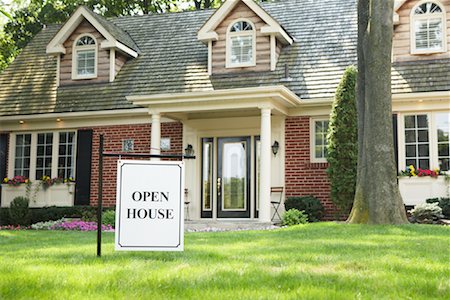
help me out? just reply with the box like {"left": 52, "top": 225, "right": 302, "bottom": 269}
{"left": 0, "top": 0, "right": 449, "bottom": 222}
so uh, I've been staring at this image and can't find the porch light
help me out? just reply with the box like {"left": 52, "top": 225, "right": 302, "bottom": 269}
{"left": 185, "top": 144, "right": 194, "bottom": 156}
{"left": 272, "top": 141, "right": 279, "bottom": 156}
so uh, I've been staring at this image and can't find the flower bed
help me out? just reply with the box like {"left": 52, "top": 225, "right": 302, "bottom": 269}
{"left": 50, "top": 220, "right": 113, "bottom": 232}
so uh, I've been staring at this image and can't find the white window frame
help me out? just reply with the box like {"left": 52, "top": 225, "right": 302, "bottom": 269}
{"left": 310, "top": 117, "right": 330, "bottom": 163}
{"left": 72, "top": 33, "right": 98, "bottom": 80}
{"left": 7, "top": 131, "right": 77, "bottom": 181}
{"left": 398, "top": 111, "right": 449, "bottom": 173}
{"left": 226, "top": 18, "right": 257, "bottom": 68}
{"left": 410, "top": 0, "right": 447, "bottom": 55}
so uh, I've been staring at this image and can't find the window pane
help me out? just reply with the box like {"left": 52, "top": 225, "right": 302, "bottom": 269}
{"left": 406, "top": 159, "right": 416, "bottom": 167}
{"left": 418, "top": 144, "right": 429, "bottom": 157}
{"left": 14, "top": 134, "right": 31, "bottom": 177}
{"left": 405, "top": 116, "right": 416, "bottom": 129}
{"left": 438, "top": 144, "right": 449, "bottom": 157}
{"left": 77, "top": 50, "right": 95, "bottom": 76}
{"left": 439, "top": 158, "right": 449, "bottom": 171}
{"left": 436, "top": 113, "right": 449, "bottom": 142}
{"left": 418, "top": 130, "right": 429, "bottom": 142}
{"left": 405, "top": 130, "right": 416, "bottom": 143}
{"left": 58, "top": 132, "right": 76, "bottom": 179}
{"left": 406, "top": 145, "right": 416, "bottom": 157}
{"left": 36, "top": 133, "right": 53, "bottom": 178}
{"left": 419, "top": 159, "right": 430, "bottom": 170}
{"left": 230, "top": 36, "right": 253, "bottom": 64}
{"left": 436, "top": 112, "right": 450, "bottom": 171}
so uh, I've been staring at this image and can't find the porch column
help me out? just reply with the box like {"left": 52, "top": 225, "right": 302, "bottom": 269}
{"left": 150, "top": 113, "right": 161, "bottom": 161}
{"left": 259, "top": 107, "right": 271, "bottom": 223}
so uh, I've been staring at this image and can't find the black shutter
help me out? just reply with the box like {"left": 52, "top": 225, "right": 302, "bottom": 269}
{"left": 75, "top": 129, "right": 93, "bottom": 205}
{"left": 393, "top": 114, "right": 399, "bottom": 172}
{"left": 0, "top": 134, "right": 8, "bottom": 206}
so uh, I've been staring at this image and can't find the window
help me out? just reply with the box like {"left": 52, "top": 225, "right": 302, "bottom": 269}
{"left": 10, "top": 132, "right": 76, "bottom": 180}
{"left": 72, "top": 35, "right": 97, "bottom": 79}
{"left": 401, "top": 112, "right": 450, "bottom": 172}
{"left": 58, "top": 132, "right": 76, "bottom": 178}
{"left": 404, "top": 115, "right": 430, "bottom": 169}
{"left": 311, "top": 119, "right": 330, "bottom": 162}
{"left": 36, "top": 133, "right": 53, "bottom": 179}
{"left": 14, "top": 134, "right": 31, "bottom": 177}
{"left": 411, "top": 1, "right": 446, "bottom": 54}
{"left": 226, "top": 20, "right": 256, "bottom": 68}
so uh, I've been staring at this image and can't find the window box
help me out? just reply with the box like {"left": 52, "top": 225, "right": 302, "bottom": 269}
{"left": 1, "top": 182, "right": 75, "bottom": 208}
{"left": 398, "top": 176, "right": 449, "bottom": 205}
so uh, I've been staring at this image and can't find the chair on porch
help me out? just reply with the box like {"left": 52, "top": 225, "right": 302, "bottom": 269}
{"left": 270, "top": 187, "right": 284, "bottom": 222}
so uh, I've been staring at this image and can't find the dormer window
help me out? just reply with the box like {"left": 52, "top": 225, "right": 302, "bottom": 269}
{"left": 72, "top": 35, "right": 97, "bottom": 79}
{"left": 411, "top": 1, "right": 446, "bottom": 54}
{"left": 226, "top": 20, "right": 256, "bottom": 68}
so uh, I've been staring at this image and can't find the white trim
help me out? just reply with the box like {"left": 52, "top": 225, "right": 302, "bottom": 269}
{"left": 226, "top": 19, "right": 257, "bottom": 68}
{"left": 310, "top": 117, "right": 329, "bottom": 163}
{"left": 71, "top": 33, "right": 98, "bottom": 80}
{"left": 270, "top": 34, "right": 276, "bottom": 71}
{"left": 208, "top": 40, "right": 212, "bottom": 75}
{"left": 101, "top": 40, "right": 138, "bottom": 58}
{"left": 46, "top": 6, "right": 137, "bottom": 58}
{"left": 56, "top": 54, "right": 60, "bottom": 87}
{"left": 109, "top": 48, "right": 115, "bottom": 82}
{"left": 410, "top": 0, "right": 447, "bottom": 55}
{"left": 197, "top": 0, "right": 292, "bottom": 45}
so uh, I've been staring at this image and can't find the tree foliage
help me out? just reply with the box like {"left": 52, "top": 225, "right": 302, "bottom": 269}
{"left": 0, "top": 0, "right": 199, "bottom": 73}
{"left": 327, "top": 66, "right": 358, "bottom": 215}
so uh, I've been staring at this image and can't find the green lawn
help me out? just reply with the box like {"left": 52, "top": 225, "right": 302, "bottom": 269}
{"left": 0, "top": 223, "right": 449, "bottom": 299}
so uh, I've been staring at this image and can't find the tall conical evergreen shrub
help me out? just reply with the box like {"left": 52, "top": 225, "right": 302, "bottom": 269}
{"left": 327, "top": 66, "right": 358, "bottom": 215}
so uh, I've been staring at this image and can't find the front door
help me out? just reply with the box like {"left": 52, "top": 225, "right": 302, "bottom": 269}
{"left": 217, "top": 137, "right": 251, "bottom": 218}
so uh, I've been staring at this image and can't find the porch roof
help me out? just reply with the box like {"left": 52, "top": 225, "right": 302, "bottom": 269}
{"left": 127, "top": 86, "right": 303, "bottom": 117}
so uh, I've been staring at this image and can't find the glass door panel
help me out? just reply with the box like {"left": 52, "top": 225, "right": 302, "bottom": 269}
{"left": 217, "top": 137, "right": 250, "bottom": 218}
{"left": 201, "top": 138, "right": 213, "bottom": 218}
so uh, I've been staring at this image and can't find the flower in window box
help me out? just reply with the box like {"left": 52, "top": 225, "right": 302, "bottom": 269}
{"left": 400, "top": 165, "right": 442, "bottom": 178}
{"left": 3, "top": 176, "right": 30, "bottom": 186}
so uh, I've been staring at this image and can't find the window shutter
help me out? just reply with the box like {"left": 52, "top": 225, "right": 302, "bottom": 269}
{"left": 392, "top": 114, "right": 399, "bottom": 172}
{"left": 74, "top": 129, "right": 93, "bottom": 206}
{"left": 0, "top": 134, "right": 8, "bottom": 206}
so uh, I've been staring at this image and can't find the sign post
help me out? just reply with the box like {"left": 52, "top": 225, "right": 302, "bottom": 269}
{"left": 115, "top": 160, "right": 184, "bottom": 251}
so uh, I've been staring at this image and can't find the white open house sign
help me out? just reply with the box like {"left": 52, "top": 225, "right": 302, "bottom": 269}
{"left": 115, "top": 160, "right": 184, "bottom": 251}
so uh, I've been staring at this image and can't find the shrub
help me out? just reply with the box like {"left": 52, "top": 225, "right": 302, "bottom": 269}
{"left": 410, "top": 203, "right": 443, "bottom": 224}
{"left": 426, "top": 197, "right": 450, "bottom": 219}
{"left": 282, "top": 209, "right": 308, "bottom": 226}
{"left": 0, "top": 206, "right": 97, "bottom": 226}
{"left": 9, "top": 197, "right": 30, "bottom": 225}
{"left": 326, "top": 66, "right": 358, "bottom": 214}
{"left": 31, "top": 218, "right": 65, "bottom": 230}
{"left": 102, "top": 210, "right": 116, "bottom": 227}
{"left": 284, "top": 196, "right": 324, "bottom": 222}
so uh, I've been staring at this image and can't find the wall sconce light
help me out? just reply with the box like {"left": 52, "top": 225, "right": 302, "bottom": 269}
{"left": 272, "top": 141, "right": 279, "bottom": 156}
{"left": 185, "top": 144, "right": 194, "bottom": 156}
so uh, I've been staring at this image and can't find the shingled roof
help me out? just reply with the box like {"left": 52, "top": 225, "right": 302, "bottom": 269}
{"left": 0, "top": 0, "right": 449, "bottom": 117}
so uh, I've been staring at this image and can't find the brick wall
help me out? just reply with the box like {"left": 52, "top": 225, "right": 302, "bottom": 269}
{"left": 285, "top": 116, "right": 338, "bottom": 218}
{"left": 88, "top": 122, "right": 183, "bottom": 207}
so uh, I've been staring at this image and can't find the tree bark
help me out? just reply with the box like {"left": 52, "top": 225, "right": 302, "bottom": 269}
{"left": 347, "top": 0, "right": 408, "bottom": 224}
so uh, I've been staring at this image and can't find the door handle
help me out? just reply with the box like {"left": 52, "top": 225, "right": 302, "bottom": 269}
{"left": 217, "top": 177, "right": 221, "bottom": 196}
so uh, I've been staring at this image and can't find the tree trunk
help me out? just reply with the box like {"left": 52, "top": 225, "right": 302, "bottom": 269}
{"left": 347, "top": 0, "right": 408, "bottom": 224}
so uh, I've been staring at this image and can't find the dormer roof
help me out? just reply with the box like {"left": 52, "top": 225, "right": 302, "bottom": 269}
{"left": 198, "top": 0, "right": 293, "bottom": 45}
{"left": 46, "top": 6, "right": 139, "bottom": 57}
